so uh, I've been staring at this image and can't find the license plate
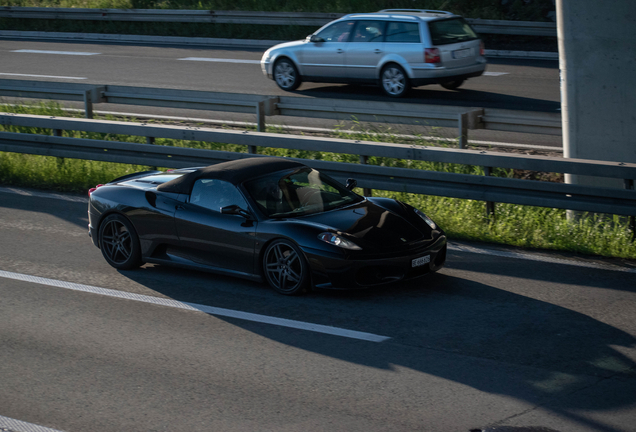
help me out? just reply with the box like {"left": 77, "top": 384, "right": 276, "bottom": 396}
{"left": 452, "top": 48, "right": 472, "bottom": 59}
{"left": 412, "top": 255, "right": 431, "bottom": 268}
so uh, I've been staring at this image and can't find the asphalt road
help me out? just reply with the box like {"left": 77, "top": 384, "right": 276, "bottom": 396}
{"left": 1, "top": 187, "right": 635, "bottom": 432}
{"left": 0, "top": 39, "right": 563, "bottom": 148}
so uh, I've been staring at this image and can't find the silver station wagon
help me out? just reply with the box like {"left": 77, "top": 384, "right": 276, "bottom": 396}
{"left": 261, "top": 9, "right": 487, "bottom": 97}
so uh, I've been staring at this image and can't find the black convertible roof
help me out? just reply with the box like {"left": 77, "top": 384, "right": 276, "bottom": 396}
{"left": 156, "top": 157, "right": 306, "bottom": 194}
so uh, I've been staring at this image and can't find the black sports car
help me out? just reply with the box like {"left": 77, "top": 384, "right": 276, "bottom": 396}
{"left": 88, "top": 157, "right": 446, "bottom": 295}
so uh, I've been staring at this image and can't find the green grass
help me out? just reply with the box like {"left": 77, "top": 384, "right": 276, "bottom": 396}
{"left": 1, "top": 102, "right": 634, "bottom": 260}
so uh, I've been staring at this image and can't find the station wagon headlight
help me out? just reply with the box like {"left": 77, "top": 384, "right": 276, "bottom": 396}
{"left": 318, "top": 232, "right": 362, "bottom": 250}
{"left": 414, "top": 208, "right": 436, "bottom": 230}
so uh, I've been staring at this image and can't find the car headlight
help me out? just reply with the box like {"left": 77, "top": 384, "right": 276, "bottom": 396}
{"left": 262, "top": 51, "right": 271, "bottom": 62}
{"left": 414, "top": 208, "right": 436, "bottom": 230}
{"left": 318, "top": 232, "right": 362, "bottom": 250}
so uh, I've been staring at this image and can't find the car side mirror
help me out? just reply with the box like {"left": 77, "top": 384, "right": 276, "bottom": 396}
{"left": 308, "top": 34, "right": 324, "bottom": 43}
{"left": 221, "top": 204, "right": 252, "bottom": 219}
{"left": 345, "top": 178, "right": 358, "bottom": 190}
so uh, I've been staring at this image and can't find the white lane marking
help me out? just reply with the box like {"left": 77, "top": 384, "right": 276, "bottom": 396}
{"left": 483, "top": 71, "right": 509, "bottom": 76}
{"left": 11, "top": 50, "right": 100, "bottom": 56}
{"left": 0, "top": 186, "right": 87, "bottom": 203}
{"left": 448, "top": 243, "right": 636, "bottom": 274}
{"left": 178, "top": 57, "right": 261, "bottom": 64}
{"left": 0, "top": 415, "right": 65, "bottom": 432}
{"left": 0, "top": 72, "right": 87, "bottom": 80}
{"left": 0, "top": 270, "right": 391, "bottom": 342}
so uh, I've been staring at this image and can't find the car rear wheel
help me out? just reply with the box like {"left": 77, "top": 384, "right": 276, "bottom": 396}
{"left": 440, "top": 79, "right": 465, "bottom": 90}
{"left": 380, "top": 64, "right": 410, "bottom": 98}
{"left": 274, "top": 59, "right": 301, "bottom": 91}
{"left": 263, "top": 240, "right": 309, "bottom": 295}
{"left": 99, "top": 214, "right": 142, "bottom": 270}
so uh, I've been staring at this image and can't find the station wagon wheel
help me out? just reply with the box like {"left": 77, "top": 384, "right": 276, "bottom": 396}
{"left": 441, "top": 79, "right": 465, "bottom": 90}
{"left": 380, "top": 64, "right": 410, "bottom": 98}
{"left": 274, "top": 58, "right": 301, "bottom": 91}
{"left": 263, "top": 240, "right": 309, "bottom": 295}
{"left": 99, "top": 214, "right": 142, "bottom": 270}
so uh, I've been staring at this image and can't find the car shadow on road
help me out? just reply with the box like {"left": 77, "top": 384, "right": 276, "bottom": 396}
{"left": 120, "top": 262, "right": 636, "bottom": 432}
{"left": 289, "top": 84, "right": 560, "bottom": 112}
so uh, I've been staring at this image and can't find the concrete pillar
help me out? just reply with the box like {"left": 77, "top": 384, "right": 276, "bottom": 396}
{"left": 557, "top": 0, "right": 636, "bottom": 188}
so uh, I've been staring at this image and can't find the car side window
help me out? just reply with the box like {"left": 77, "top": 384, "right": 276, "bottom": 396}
{"left": 316, "top": 20, "right": 355, "bottom": 42}
{"left": 351, "top": 21, "right": 385, "bottom": 43}
{"left": 385, "top": 22, "right": 421, "bottom": 43}
{"left": 189, "top": 179, "right": 248, "bottom": 213}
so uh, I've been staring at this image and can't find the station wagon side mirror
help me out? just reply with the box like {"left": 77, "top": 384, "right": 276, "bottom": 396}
{"left": 345, "top": 178, "right": 358, "bottom": 190}
{"left": 308, "top": 35, "right": 324, "bottom": 43}
{"left": 221, "top": 204, "right": 252, "bottom": 219}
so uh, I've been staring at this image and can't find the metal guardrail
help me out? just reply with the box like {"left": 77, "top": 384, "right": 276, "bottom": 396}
{"left": 0, "top": 7, "right": 557, "bottom": 37}
{"left": 0, "top": 80, "right": 561, "bottom": 147}
{"left": 0, "top": 113, "right": 634, "bottom": 218}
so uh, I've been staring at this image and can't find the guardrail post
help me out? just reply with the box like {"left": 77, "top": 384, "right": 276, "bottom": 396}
{"left": 458, "top": 112, "right": 468, "bottom": 149}
{"left": 83, "top": 90, "right": 94, "bottom": 119}
{"left": 359, "top": 155, "right": 372, "bottom": 196}
{"left": 484, "top": 166, "right": 495, "bottom": 219}
{"left": 52, "top": 128, "right": 65, "bottom": 166}
{"left": 256, "top": 100, "right": 266, "bottom": 132}
{"left": 146, "top": 136, "right": 158, "bottom": 170}
{"left": 626, "top": 179, "right": 635, "bottom": 240}
{"left": 458, "top": 109, "right": 484, "bottom": 149}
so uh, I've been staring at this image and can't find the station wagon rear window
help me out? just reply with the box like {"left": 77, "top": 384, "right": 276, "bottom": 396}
{"left": 428, "top": 17, "right": 478, "bottom": 45}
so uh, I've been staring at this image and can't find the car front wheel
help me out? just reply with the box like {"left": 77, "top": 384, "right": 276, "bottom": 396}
{"left": 263, "top": 240, "right": 309, "bottom": 295}
{"left": 99, "top": 214, "right": 143, "bottom": 270}
{"left": 380, "top": 64, "right": 410, "bottom": 98}
{"left": 274, "top": 59, "right": 301, "bottom": 91}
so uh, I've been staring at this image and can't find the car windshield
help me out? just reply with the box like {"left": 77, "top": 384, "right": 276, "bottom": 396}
{"left": 428, "top": 17, "right": 478, "bottom": 45}
{"left": 244, "top": 168, "right": 363, "bottom": 218}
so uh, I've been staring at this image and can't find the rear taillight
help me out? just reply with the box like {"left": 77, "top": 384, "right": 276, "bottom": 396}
{"left": 480, "top": 41, "right": 485, "bottom": 56}
{"left": 425, "top": 48, "right": 441, "bottom": 63}
{"left": 88, "top": 184, "right": 104, "bottom": 196}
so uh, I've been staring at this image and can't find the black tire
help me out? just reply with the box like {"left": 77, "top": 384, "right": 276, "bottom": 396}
{"left": 274, "top": 58, "right": 302, "bottom": 91}
{"left": 263, "top": 240, "right": 310, "bottom": 295}
{"left": 99, "top": 214, "right": 143, "bottom": 270}
{"left": 440, "top": 79, "right": 465, "bottom": 90}
{"left": 380, "top": 64, "right": 410, "bottom": 98}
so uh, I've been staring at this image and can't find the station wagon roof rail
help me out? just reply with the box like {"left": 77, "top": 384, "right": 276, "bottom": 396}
{"left": 378, "top": 9, "right": 455, "bottom": 16}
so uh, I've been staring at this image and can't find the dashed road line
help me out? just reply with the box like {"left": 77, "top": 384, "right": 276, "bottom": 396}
{"left": 0, "top": 415, "right": 65, "bottom": 432}
{"left": 11, "top": 49, "right": 100, "bottom": 56}
{"left": 0, "top": 270, "right": 391, "bottom": 342}
{"left": 178, "top": 57, "right": 261, "bottom": 64}
{"left": 0, "top": 72, "right": 87, "bottom": 80}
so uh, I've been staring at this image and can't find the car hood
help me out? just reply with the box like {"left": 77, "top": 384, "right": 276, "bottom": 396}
{"left": 267, "top": 39, "right": 307, "bottom": 53}
{"left": 300, "top": 200, "right": 426, "bottom": 248}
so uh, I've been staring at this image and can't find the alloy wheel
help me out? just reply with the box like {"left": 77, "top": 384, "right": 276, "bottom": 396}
{"left": 101, "top": 219, "right": 133, "bottom": 265}
{"left": 264, "top": 241, "right": 308, "bottom": 295}
{"left": 381, "top": 65, "right": 408, "bottom": 97}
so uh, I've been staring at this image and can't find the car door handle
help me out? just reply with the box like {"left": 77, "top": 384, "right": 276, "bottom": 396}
{"left": 175, "top": 204, "right": 185, "bottom": 210}
{"left": 336, "top": 49, "right": 344, "bottom": 54}
{"left": 374, "top": 49, "right": 382, "bottom": 53}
